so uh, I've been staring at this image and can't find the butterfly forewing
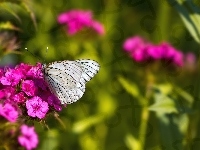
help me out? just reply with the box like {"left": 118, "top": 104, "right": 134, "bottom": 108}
{"left": 43, "top": 59, "right": 99, "bottom": 104}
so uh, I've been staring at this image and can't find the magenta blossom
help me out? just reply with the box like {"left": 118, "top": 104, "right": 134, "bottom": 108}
{"left": 123, "top": 36, "right": 187, "bottom": 67}
{"left": 123, "top": 36, "right": 147, "bottom": 52}
{"left": 184, "top": 52, "right": 197, "bottom": 71}
{"left": 57, "top": 9, "right": 105, "bottom": 35}
{"left": 0, "top": 103, "right": 18, "bottom": 122}
{"left": 18, "top": 124, "right": 38, "bottom": 150}
{"left": 0, "top": 68, "right": 24, "bottom": 86}
{"left": 22, "top": 80, "right": 37, "bottom": 97}
{"left": 0, "top": 87, "right": 15, "bottom": 99}
{"left": 123, "top": 36, "right": 149, "bottom": 62}
{"left": 26, "top": 96, "right": 49, "bottom": 119}
{"left": 185, "top": 52, "right": 196, "bottom": 66}
{"left": 0, "top": 62, "right": 62, "bottom": 122}
{"left": 12, "top": 92, "right": 26, "bottom": 103}
{"left": 0, "top": 62, "right": 64, "bottom": 149}
{"left": 47, "top": 94, "right": 62, "bottom": 111}
{"left": 27, "top": 63, "right": 43, "bottom": 78}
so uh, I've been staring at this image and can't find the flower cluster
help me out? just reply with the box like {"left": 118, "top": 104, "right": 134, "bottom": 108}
{"left": 0, "top": 63, "right": 63, "bottom": 149}
{"left": 0, "top": 63, "right": 62, "bottom": 120}
{"left": 57, "top": 9, "right": 105, "bottom": 35}
{"left": 123, "top": 36, "right": 188, "bottom": 67}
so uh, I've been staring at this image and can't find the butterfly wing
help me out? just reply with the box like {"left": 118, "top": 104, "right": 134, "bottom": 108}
{"left": 43, "top": 60, "right": 99, "bottom": 104}
{"left": 75, "top": 59, "right": 100, "bottom": 83}
{"left": 43, "top": 61, "right": 84, "bottom": 104}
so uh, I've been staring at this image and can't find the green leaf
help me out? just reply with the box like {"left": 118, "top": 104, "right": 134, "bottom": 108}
{"left": 149, "top": 93, "right": 178, "bottom": 114}
{"left": 168, "top": 0, "right": 200, "bottom": 43}
{"left": 118, "top": 76, "right": 146, "bottom": 105}
{"left": 72, "top": 115, "right": 104, "bottom": 133}
{"left": 174, "top": 86, "right": 194, "bottom": 105}
{"left": 38, "top": 130, "right": 59, "bottom": 150}
{"left": 155, "top": 113, "right": 184, "bottom": 149}
{"left": 0, "top": 22, "right": 20, "bottom": 31}
{"left": 0, "top": 2, "right": 21, "bottom": 21}
{"left": 125, "top": 134, "right": 141, "bottom": 150}
{"left": 152, "top": 83, "right": 173, "bottom": 95}
{"left": 118, "top": 76, "right": 140, "bottom": 98}
{"left": 0, "top": 1, "right": 37, "bottom": 29}
{"left": 20, "top": 1, "right": 37, "bottom": 30}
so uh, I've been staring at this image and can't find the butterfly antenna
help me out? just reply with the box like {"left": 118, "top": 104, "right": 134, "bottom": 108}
{"left": 45, "top": 47, "right": 48, "bottom": 62}
{"left": 25, "top": 47, "right": 46, "bottom": 77}
{"left": 25, "top": 47, "right": 44, "bottom": 63}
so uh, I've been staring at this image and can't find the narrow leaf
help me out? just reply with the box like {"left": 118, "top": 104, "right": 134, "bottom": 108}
{"left": 118, "top": 76, "right": 140, "bottom": 98}
{"left": 168, "top": 0, "right": 200, "bottom": 43}
{"left": 149, "top": 93, "right": 178, "bottom": 114}
{"left": 125, "top": 134, "right": 141, "bottom": 150}
{"left": 73, "top": 115, "right": 104, "bottom": 133}
{"left": 0, "top": 22, "right": 20, "bottom": 31}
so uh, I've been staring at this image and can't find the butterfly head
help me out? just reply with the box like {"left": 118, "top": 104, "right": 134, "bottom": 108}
{"left": 41, "top": 64, "right": 47, "bottom": 74}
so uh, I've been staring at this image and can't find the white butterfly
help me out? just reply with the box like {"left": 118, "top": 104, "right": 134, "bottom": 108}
{"left": 42, "top": 59, "right": 100, "bottom": 104}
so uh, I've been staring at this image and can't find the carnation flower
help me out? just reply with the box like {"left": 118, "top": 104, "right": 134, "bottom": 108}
{"left": 22, "top": 80, "right": 37, "bottom": 97}
{"left": 18, "top": 124, "right": 38, "bottom": 150}
{"left": 123, "top": 36, "right": 189, "bottom": 67}
{"left": 57, "top": 9, "right": 105, "bottom": 35}
{"left": 12, "top": 92, "right": 26, "bottom": 103}
{"left": 0, "top": 103, "right": 18, "bottom": 122}
{"left": 26, "top": 96, "right": 49, "bottom": 119}
{"left": 0, "top": 87, "right": 15, "bottom": 99}
{"left": 0, "top": 68, "right": 24, "bottom": 86}
{"left": 0, "top": 62, "right": 63, "bottom": 149}
{"left": 47, "top": 94, "right": 62, "bottom": 111}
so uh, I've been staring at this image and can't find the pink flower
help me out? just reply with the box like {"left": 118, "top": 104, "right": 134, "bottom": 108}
{"left": 22, "top": 80, "right": 37, "bottom": 97}
{"left": 0, "top": 87, "right": 15, "bottom": 99}
{"left": 123, "top": 36, "right": 146, "bottom": 52}
{"left": 123, "top": 36, "right": 149, "bottom": 62}
{"left": 131, "top": 48, "right": 147, "bottom": 62}
{"left": 0, "top": 68, "right": 24, "bottom": 86}
{"left": 91, "top": 21, "right": 105, "bottom": 35}
{"left": 159, "top": 42, "right": 176, "bottom": 59}
{"left": 0, "top": 103, "right": 18, "bottom": 122}
{"left": 184, "top": 52, "right": 196, "bottom": 71}
{"left": 0, "top": 69, "right": 4, "bottom": 78}
{"left": 18, "top": 124, "right": 38, "bottom": 150}
{"left": 57, "top": 10, "right": 105, "bottom": 35}
{"left": 27, "top": 63, "right": 43, "bottom": 78}
{"left": 147, "top": 44, "right": 164, "bottom": 59}
{"left": 185, "top": 52, "right": 196, "bottom": 66}
{"left": 0, "top": 62, "right": 63, "bottom": 123}
{"left": 173, "top": 51, "right": 184, "bottom": 67}
{"left": 12, "top": 92, "right": 26, "bottom": 103}
{"left": 26, "top": 96, "right": 49, "bottom": 119}
{"left": 123, "top": 36, "right": 185, "bottom": 67}
{"left": 58, "top": 10, "right": 92, "bottom": 24}
{"left": 47, "top": 94, "right": 62, "bottom": 111}
{"left": 32, "top": 78, "right": 48, "bottom": 91}
{"left": 16, "top": 63, "right": 32, "bottom": 76}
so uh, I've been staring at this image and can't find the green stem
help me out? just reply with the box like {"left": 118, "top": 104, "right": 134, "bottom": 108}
{"left": 153, "top": 1, "right": 171, "bottom": 42}
{"left": 139, "top": 105, "right": 149, "bottom": 150}
{"left": 138, "top": 67, "right": 153, "bottom": 150}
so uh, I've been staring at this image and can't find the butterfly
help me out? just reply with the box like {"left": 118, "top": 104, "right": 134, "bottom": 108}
{"left": 42, "top": 59, "right": 100, "bottom": 104}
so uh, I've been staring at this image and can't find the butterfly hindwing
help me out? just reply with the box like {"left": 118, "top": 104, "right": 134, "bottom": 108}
{"left": 43, "top": 59, "right": 99, "bottom": 104}
{"left": 75, "top": 59, "right": 100, "bottom": 83}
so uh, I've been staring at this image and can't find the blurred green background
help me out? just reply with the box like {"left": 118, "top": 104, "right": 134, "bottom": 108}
{"left": 1, "top": 0, "right": 200, "bottom": 150}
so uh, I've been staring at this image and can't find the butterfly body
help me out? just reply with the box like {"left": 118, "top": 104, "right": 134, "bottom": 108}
{"left": 42, "top": 59, "right": 100, "bottom": 104}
